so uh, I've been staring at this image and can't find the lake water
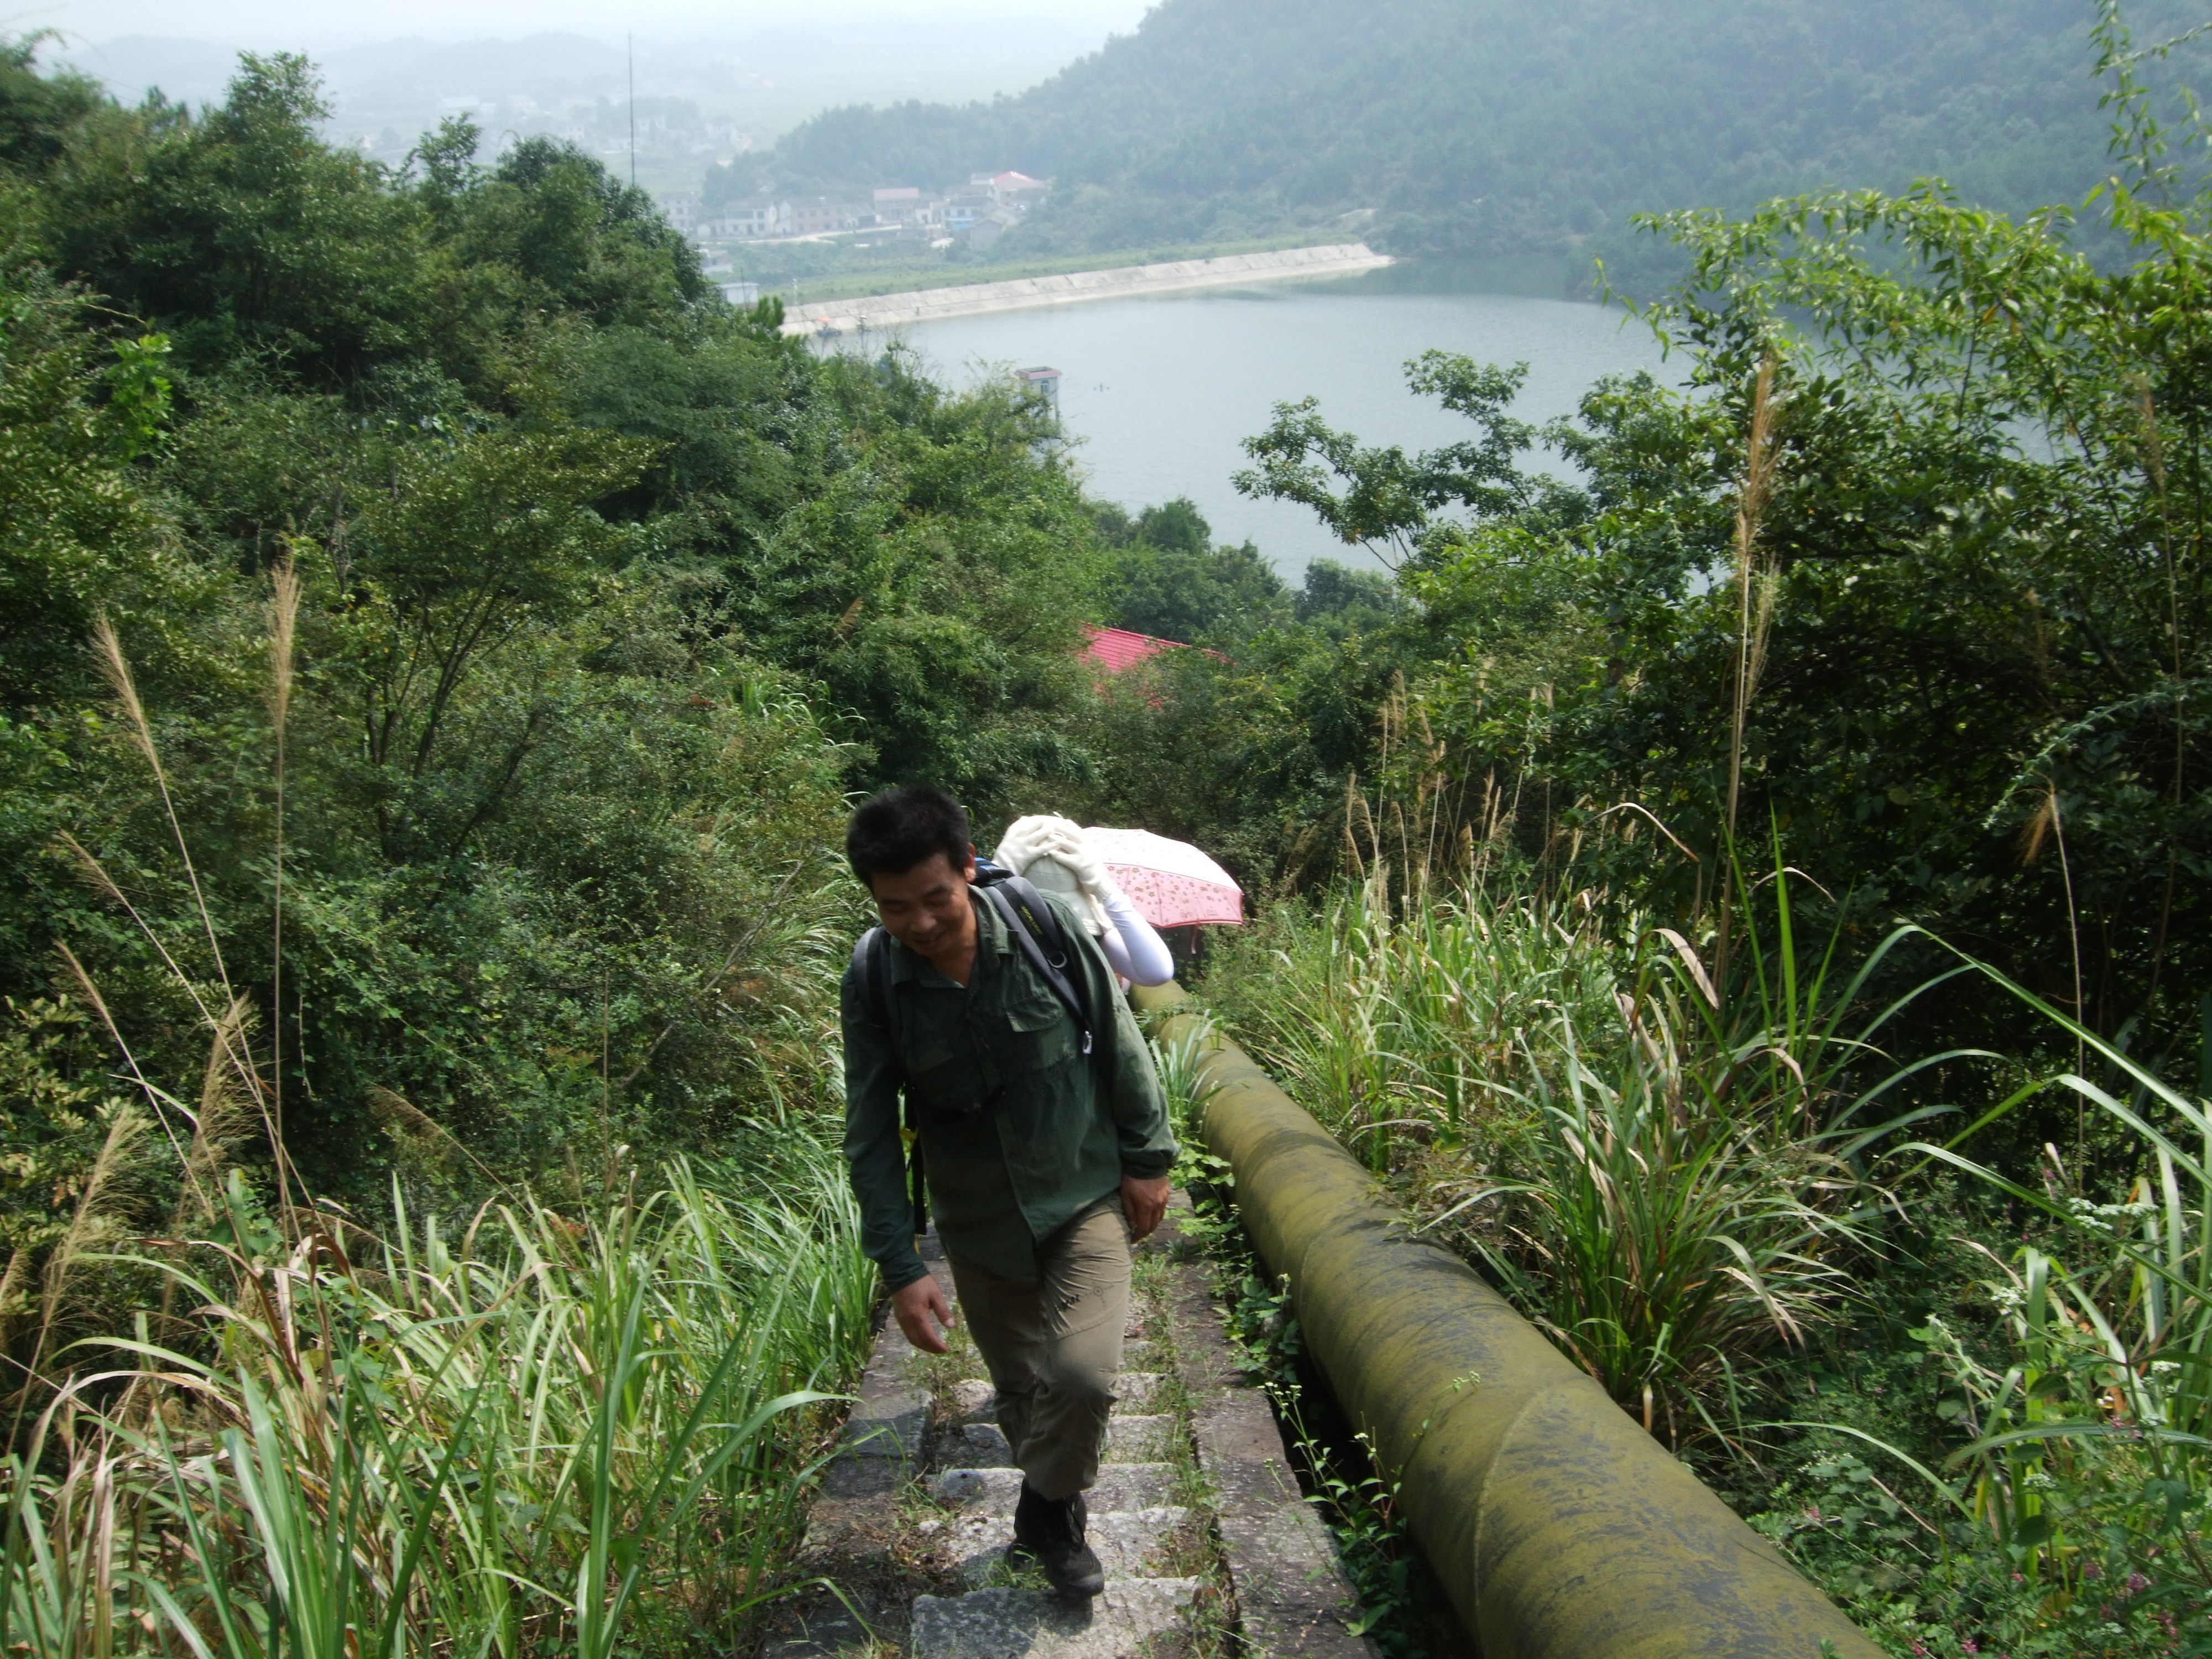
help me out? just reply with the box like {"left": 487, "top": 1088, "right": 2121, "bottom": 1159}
{"left": 828, "top": 265, "right": 1674, "bottom": 577}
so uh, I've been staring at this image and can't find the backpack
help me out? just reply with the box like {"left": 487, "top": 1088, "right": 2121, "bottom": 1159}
{"left": 849, "top": 863, "right": 1099, "bottom": 1228}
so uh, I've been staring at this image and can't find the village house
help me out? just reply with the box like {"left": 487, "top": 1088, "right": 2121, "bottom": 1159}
{"left": 977, "top": 170, "right": 1050, "bottom": 205}
{"left": 941, "top": 189, "right": 994, "bottom": 234}
{"left": 679, "top": 172, "right": 1047, "bottom": 248}
{"left": 700, "top": 203, "right": 786, "bottom": 239}
{"left": 784, "top": 197, "right": 867, "bottom": 236}
{"left": 870, "top": 186, "right": 939, "bottom": 228}
{"left": 968, "top": 206, "right": 1024, "bottom": 249}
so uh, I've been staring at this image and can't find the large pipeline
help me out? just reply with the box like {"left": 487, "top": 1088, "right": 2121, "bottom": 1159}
{"left": 1133, "top": 983, "right": 1884, "bottom": 1659}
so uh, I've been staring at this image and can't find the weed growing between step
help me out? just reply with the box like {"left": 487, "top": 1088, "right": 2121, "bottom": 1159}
{"left": 1128, "top": 1245, "right": 1240, "bottom": 1659}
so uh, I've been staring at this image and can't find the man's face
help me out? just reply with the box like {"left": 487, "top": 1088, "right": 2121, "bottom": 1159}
{"left": 867, "top": 849, "right": 978, "bottom": 961}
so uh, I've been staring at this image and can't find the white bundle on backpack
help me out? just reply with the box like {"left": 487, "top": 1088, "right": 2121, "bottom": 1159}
{"left": 994, "top": 814, "right": 1110, "bottom": 934}
{"left": 992, "top": 814, "right": 1175, "bottom": 986}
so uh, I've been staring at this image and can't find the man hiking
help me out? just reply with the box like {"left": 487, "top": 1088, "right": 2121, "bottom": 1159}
{"left": 841, "top": 785, "right": 1177, "bottom": 1600}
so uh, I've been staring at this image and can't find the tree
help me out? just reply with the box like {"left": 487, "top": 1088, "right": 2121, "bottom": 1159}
{"left": 1236, "top": 356, "right": 1553, "bottom": 569}
{"left": 44, "top": 54, "right": 420, "bottom": 381}
{"left": 1095, "top": 496, "right": 1288, "bottom": 642}
{"left": 0, "top": 43, "right": 1146, "bottom": 1207}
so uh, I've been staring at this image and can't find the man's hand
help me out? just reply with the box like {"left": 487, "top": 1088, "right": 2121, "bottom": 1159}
{"left": 1121, "top": 1173, "right": 1171, "bottom": 1241}
{"left": 892, "top": 1273, "right": 955, "bottom": 1354}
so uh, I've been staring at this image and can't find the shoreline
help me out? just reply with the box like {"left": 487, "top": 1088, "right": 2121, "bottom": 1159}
{"left": 779, "top": 243, "right": 1394, "bottom": 335}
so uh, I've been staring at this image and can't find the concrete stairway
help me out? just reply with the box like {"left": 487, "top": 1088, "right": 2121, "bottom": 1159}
{"left": 759, "top": 1197, "right": 1376, "bottom": 1659}
{"left": 910, "top": 1345, "right": 1201, "bottom": 1659}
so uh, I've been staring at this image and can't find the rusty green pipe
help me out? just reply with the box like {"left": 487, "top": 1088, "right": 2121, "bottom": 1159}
{"left": 1133, "top": 982, "right": 1883, "bottom": 1659}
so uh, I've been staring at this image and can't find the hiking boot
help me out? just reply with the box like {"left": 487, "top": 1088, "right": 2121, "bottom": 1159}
{"left": 1010, "top": 1481, "right": 1105, "bottom": 1598}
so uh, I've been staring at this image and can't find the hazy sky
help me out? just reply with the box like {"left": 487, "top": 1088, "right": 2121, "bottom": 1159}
{"left": 19, "top": 0, "right": 1151, "bottom": 49}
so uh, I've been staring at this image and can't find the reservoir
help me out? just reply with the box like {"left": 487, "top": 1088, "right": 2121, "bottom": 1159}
{"left": 830, "top": 263, "right": 1674, "bottom": 576}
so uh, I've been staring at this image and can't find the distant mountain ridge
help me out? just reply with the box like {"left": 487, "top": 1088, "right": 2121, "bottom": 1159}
{"left": 717, "top": 0, "right": 2154, "bottom": 265}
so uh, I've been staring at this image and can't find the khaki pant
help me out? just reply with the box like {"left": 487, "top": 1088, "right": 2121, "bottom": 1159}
{"left": 947, "top": 1196, "right": 1132, "bottom": 1502}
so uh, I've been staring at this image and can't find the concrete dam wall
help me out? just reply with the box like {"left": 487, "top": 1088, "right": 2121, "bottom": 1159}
{"left": 781, "top": 243, "right": 1395, "bottom": 335}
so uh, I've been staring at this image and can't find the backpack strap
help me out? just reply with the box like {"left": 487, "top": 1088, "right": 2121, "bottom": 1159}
{"left": 851, "top": 925, "right": 902, "bottom": 1054}
{"left": 978, "top": 877, "right": 1095, "bottom": 1059}
{"left": 850, "top": 926, "right": 925, "bottom": 1228}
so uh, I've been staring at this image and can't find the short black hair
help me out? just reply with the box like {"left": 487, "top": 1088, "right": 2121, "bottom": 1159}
{"left": 846, "top": 785, "right": 972, "bottom": 886}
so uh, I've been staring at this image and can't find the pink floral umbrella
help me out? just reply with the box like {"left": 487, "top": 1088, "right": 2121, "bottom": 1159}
{"left": 1083, "top": 827, "right": 1244, "bottom": 927}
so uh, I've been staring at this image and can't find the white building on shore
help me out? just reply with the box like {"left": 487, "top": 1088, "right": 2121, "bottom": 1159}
{"left": 677, "top": 172, "right": 1050, "bottom": 248}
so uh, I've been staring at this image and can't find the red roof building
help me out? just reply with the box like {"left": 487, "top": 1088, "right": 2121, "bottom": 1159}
{"left": 1083, "top": 626, "right": 1185, "bottom": 675}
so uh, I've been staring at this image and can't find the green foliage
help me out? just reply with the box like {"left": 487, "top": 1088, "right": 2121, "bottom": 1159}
{"left": 723, "top": 346, "right": 1109, "bottom": 804}
{"left": 1237, "top": 356, "right": 1551, "bottom": 568}
{"left": 43, "top": 54, "right": 420, "bottom": 381}
{"left": 1070, "top": 616, "right": 1413, "bottom": 890}
{"left": 1867, "top": 942, "right": 2212, "bottom": 1634}
{"left": 0, "top": 39, "right": 1131, "bottom": 1276}
{"left": 100, "top": 333, "right": 171, "bottom": 461}
{"left": 0, "top": 287, "right": 194, "bottom": 718}
{"left": 0, "top": 998, "right": 122, "bottom": 1272}
{"left": 0, "top": 38, "right": 105, "bottom": 180}
{"left": 735, "top": 0, "right": 2133, "bottom": 268}
{"left": 1093, "top": 496, "right": 1287, "bottom": 642}
{"left": 24, "top": 61, "right": 714, "bottom": 390}
{"left": 1296, "top": 560, "right": 1397, "bottom": 636}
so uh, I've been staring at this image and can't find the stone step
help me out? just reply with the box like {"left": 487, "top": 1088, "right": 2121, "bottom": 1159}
{"left": 939, "top": 1420, "right": 1015, "bottom": 1467}
{"left": 1113, "top": 1373, "right": 1168, "bottom": 1415}
{"left": 1102, "top": 1413, "right": 1177, "bottom": 1464}
{"left": 947, "top": 1505, "right": 1193, "bottom": 1588}
{"left": 946, "top": 1372, "right": 1168, "bottom": 1428}
{"left": 947, "top": 1379, "right": 997, "bottom": 1425}
{"left": 942, "top": 1371, "right": 1168, "bottom": 1433}
{"left": 910, "top": 1579, "right": 1203, "bottom": 1659}
{"left": 937, "top": 1413, "right": 1178, "bottom": 1470}
{"left": 934, "top": 1464, "right": 1178, "bottom": 1516}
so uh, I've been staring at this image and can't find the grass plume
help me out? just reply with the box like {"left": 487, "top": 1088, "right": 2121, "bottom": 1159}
{"left": 174, "top": 998, "right": 254, "bottom": 1230}
{"left": 1717, "top": 352, "right": 1783, "bottom": 994}
{"left": 265, "top": 556, "right": 299, "bottom": 1196}
{"left": 89, "top": 617, "right": 233, "bottom": 1009}
{"left": 13, "top": 1103, "right": 147, "bottom": 1428}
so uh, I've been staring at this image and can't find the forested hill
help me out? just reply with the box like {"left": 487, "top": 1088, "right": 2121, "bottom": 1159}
{"left": 718, "top": 0, "right": 2130, "bottom": 264}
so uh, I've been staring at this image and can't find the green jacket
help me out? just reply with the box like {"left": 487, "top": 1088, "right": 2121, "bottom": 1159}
{"left": 841, "top": 887, "right": 1176, "bottom": 1290}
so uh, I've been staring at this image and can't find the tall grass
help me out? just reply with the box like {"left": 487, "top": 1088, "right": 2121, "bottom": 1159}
{"left": 1229, "top": 877, "right": 1618, "bottom": 1171}
{"left": 1902, "top": 945, "right": 2212, "bottom": 1615}
{"left": 1222, "top": 853, "right": 2212, "bottom": 1627}
{"left": 1222, "top": 872, "right": 1955, "bottom": 1444}
{"left": 2, "top": 1155, "right": 874, "bottom": 1659}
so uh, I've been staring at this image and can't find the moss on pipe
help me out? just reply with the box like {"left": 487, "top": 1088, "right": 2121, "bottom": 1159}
{"left": 1134, "top": 983, "right": 1882, "bottom": 1659}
